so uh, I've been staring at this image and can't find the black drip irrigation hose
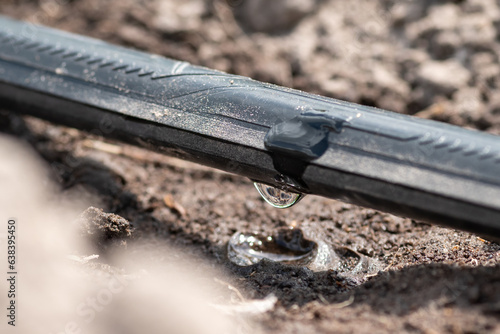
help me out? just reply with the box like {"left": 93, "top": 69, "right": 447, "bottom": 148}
{"left": 1, "top": 16, "right": 500, "bottom": 241}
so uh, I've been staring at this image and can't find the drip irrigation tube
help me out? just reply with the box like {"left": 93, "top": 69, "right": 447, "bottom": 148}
{"left": 1, "top": 16, "right": 500, "bottom": 241}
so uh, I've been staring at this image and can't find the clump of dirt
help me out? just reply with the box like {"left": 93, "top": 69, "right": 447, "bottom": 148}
{"left": 76, "top": 207, "right": 133, "bottom": 251}
{"left": 2, "top": 0, "right": 500, "bottom": 333}
{"left": 231, "top": 259, "right": 357, "bottom": 306}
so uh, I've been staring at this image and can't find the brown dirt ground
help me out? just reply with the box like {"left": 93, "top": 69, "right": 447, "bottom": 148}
{"left": 2, "top": 0, "right": 500, "bottom": 333}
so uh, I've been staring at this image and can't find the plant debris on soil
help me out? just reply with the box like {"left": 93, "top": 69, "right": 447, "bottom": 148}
{"left": 1, "top": 0, "right": 500, "bottom": 333}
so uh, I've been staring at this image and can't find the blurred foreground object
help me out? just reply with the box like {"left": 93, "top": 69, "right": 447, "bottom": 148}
{"left": 0, "top": 135, "right": 236, "bottom": 333}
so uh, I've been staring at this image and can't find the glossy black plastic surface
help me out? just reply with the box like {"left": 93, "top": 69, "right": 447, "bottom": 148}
{"left": 1, "top": 16, "right": 500, "bottom": 240}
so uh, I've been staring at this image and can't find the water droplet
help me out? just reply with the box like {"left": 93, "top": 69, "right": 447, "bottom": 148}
{"left": 254, "top": 182, "right": 304, "bottom": 209}
{"left": 227, "top": 227, "right": 384, "bottom": 280}
{"left": 227, "top": 228, "right": 316, "bottom": 266}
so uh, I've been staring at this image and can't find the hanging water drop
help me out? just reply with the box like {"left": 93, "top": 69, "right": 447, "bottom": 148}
{"left": 254, "top": 182, "right": 304, "bottom": 209}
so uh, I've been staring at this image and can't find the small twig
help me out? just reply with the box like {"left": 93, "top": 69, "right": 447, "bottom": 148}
{"left": 83, "top": 139, "right": 122, "bottom": 155}
{"left": 364, "top": 243, "right": 409, "bottom": 279}
{"left": 330, "top": 295, "right": 355, "bottom": 309}
{"left": 379, "top": 245, "right": 405, "bottom": 273}
{"left": 163, "top": 194, "right": 188, "bottom": 218}
{"left": 365, "top": 271, "right": 381, "bottom": 279}
{"left": 214, "top": 277, "right": 246, "bottom": 302}
{"left": 67, "top": 254, "right": 99, "bottom": 264}
{"left": 210, "top": 294, "right": 277, "bottom": 315}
